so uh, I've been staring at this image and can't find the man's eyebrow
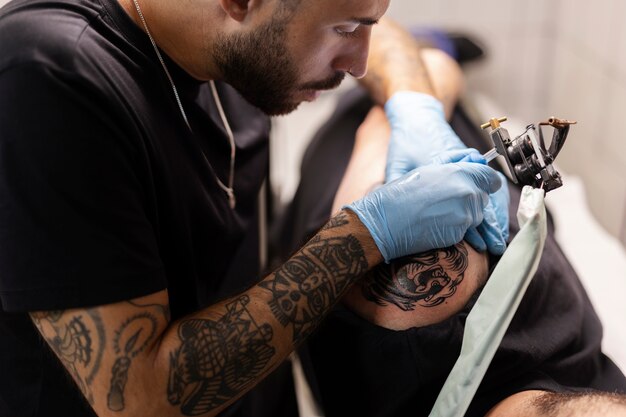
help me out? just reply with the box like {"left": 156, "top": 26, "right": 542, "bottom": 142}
{"left": 349, "top": 17, "right": 379, "bottom": 26}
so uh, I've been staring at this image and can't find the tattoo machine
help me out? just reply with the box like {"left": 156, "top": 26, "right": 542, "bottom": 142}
{"left": 480, "top": 117, "right": 577, "bottom": 192}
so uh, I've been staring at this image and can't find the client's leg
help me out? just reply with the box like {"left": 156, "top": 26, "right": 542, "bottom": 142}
{"left": 331, "top": 105, "right": 626, "bottom": 417}
{"left": 333, "top": 106, "right": 489, "bottom": 329}
{"left": 281, "top": 37, "right": 626, "bottom": 417}
{"left": 486, "top": 390, "right": 626, "bottom": 417}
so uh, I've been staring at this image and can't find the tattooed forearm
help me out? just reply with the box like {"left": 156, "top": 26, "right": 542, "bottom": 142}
{"left": 167, "top": 295, "right": 275, "bottom": 416}
{"left": 107, "top": 302, "right": 165, "bottom": 411}
{"left": 321, "top": 212, "right": 350, "bottom": 231}
{"left": 31, "top": 309, "right": 105, "bottom": 405}
{"left": 260, "top": 233, "right": 368, "bottom": 344}
{"left": 106, "top": 312, "right": 158, "bottom": 411}
{"left": 361, "top": 19, "right": 434, "bottom": 104}
{"left": 128, "top": 300, "right": 171, "bottom": 322}
{"left": 362, "top": 243, "right": 468, "bottom": 311}
{"left": 163, "top": 211, "right": 373, "bottom": 415}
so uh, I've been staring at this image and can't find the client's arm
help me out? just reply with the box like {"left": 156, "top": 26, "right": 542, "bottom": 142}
{"left": 361, "top": 18, "right": 464, "bottom": 118}
{"left": 333, "top": 106, "right": 488, "bottom": 330}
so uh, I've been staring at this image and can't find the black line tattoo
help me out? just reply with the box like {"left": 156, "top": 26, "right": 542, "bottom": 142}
{"left": 362, "top": 243, "right": 468, "bottom": 311}
{"left": 260, "top": 234, "right": 368, "bottom": 343}
{"left": 87, "top": 310, "right": 106, "bottom": 386}
{"left": 321, "top": 212, "right": 350, "bottom": 231}
{"left": 128, "top": 300, "right": 171, "bottom": 322}
{"left": 31, "top": 309, "right": 106, "bottom": 405}
{"left": 167, "top": 295, "right": 275, "bottom": 416}
{"left": 107, "top": 312, "right": 159, "bottom": 411}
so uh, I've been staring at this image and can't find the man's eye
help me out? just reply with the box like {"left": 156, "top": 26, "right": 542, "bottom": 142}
{"left": 335, "top": 25, "right": 360, "bottom": 38}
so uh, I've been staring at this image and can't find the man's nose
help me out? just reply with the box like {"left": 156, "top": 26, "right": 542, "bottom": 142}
{"left": 331, "top": 29, "right": 372, "bottom": 79}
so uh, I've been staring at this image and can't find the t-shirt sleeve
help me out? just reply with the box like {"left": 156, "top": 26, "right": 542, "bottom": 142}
{"left": 0, "top": 64, "right": 167, "bottom": 312}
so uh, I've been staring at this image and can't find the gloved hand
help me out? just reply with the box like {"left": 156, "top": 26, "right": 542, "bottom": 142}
{"left": 385, "top": 91, "right": 466, "bottom": 182}
{"left": 464, "top": 173, "right": 510, "bottom": 255}
{"left": 345, "top": 153, "right": 503, "bottom": 263}
{"left": 386, "top": 95, "right": 510, "bottom": 255}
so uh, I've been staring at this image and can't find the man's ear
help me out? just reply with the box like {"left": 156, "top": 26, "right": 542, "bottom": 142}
{"left": 218, "top": 0, "right": 262, "bottom": 22}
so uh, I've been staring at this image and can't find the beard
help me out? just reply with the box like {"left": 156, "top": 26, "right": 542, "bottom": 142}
{"left": 213, "top": 17, "right": 345, "bottom": 116}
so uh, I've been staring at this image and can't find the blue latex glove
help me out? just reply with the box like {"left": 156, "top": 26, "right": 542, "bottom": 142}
{"left": 385, "top": 91, "right": 465, "bottom": 183}
{"left": 345, "top": 153, "right": 503, "bottom": 263}
{"left": 435, "top": 150, "right": 510, "bottom": 255}
{"left": 464, "top": 174, "right": 510, "bottom": 255}
{"left": 386, "top": 93, "right": 510, "bottom": 255}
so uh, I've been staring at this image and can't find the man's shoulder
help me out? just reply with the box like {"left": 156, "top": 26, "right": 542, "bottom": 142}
{"left": 0, "top": 0, "right": 110, "bottom": 75}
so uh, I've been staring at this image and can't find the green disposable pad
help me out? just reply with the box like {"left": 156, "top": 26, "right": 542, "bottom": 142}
{"left": 429, "top": 186, "right": 548, "bottom": 417}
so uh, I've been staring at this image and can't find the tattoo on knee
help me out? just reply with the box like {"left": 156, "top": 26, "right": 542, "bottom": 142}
{"left": 362, "top": 243, "right": 468, "bottom": 310}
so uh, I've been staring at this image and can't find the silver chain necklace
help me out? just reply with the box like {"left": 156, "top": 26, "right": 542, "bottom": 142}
{"left": 132, "top": 0, "right": 237, "bottom": 209}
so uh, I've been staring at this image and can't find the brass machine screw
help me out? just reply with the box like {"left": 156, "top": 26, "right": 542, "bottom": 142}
{"left": 481, "top": 117, "right": 508, "bottom": 131}
{"left": 539, "top": 117, "right": 577, "bottom": 128}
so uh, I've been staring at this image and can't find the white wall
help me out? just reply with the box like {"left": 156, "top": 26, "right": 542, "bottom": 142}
{"left": 384, "top": 0, "right": 626, "bottom": 246}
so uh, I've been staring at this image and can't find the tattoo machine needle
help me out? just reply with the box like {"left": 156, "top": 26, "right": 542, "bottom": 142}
{"left": 483, "top": 148, "right": 500, "bottom": 163}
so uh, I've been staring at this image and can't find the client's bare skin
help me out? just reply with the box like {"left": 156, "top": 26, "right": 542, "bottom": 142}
{"left": 333, "top": 42, "right": 626, "bottom": 416}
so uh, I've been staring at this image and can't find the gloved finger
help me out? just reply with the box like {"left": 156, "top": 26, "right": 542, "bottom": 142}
{"left": 385, "top": 159, "right": 416, "bottom": 183}
{"left": 460, "top": 151, "right": 487, "bottom": 164}
{"left": 491, "top": 173, "right": 511, "bottom": 241}
{"left": 464, "top": 227, "right": 487, "bottom": 252}
{"left": 458, "top": 163, "right": 503, "bottom": 194}
{"left": 432, "top": 148, "right": 485, "bottom": 165}
{"left": 477, "top": 202, "right": 507, "bottom": 255}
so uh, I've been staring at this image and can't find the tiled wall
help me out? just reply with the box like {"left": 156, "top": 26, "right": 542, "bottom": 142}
{"left": 546, "top": 1, "right": 626, "bottom": 245}
{"left": 386, "top": 0, "right": 626, "bottom": 246}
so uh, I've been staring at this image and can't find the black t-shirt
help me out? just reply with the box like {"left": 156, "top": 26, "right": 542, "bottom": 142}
{"left": 0, "top": 0, "right": 272, "bottom": 415}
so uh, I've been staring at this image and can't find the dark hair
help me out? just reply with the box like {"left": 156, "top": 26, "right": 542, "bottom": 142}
{"left": 533, "top": 391, "right": 626, "bottom": 415}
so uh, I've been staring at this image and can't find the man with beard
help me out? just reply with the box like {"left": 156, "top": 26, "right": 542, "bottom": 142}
{"left": 0, "top": 0, "right": 509, "bottom": 416}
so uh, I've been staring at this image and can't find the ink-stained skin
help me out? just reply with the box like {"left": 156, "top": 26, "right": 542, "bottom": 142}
{"left": 167, "top": 295, "right": 275, "bottom": 416}
{"left": 362, "top": 243, "right": 468, "bottom": 311}
{"left": 31, "top": 309, "right": 106, "bottom": 405}
{"left": 27, "top": 211, "right": 373, "bottom": 416}
{"left": 107, "top": 300, "right": 169, "bottom": 411}
{"left": 261, "top": 213, "right": 369, "bottom": 344}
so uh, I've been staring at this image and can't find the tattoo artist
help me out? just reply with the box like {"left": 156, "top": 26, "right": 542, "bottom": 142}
{"left": 0, "top": 1, "right": 508, "bottom": 416}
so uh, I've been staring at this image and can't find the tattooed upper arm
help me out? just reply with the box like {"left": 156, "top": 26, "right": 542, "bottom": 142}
{"left": 31, "top": 308, "right": 107, "bottom": 405}
{"left": 30, "top": 290, "right": 171, "bottom": 415}
{"left": 342, "top": 241, "right": 489, "bottom": 330}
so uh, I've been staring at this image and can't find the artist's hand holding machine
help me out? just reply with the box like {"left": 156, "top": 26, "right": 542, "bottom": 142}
{"left": 369, "top": 90, "right": 575, "bottom": 263}
{"left": 347, "top": 149, "right": 503, "bottom": 263}
{"left": 375, "top": 91, "right": 510, "bottom": 257}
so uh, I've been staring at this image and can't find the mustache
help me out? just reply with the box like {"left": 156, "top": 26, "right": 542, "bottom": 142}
{"left": 300, "top": 71, "right": 346, "bottom": 91}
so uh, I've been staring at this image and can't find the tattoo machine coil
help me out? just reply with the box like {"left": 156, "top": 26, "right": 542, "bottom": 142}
{"left": 481, "top": 117, "right": 576, "bottom": 192}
